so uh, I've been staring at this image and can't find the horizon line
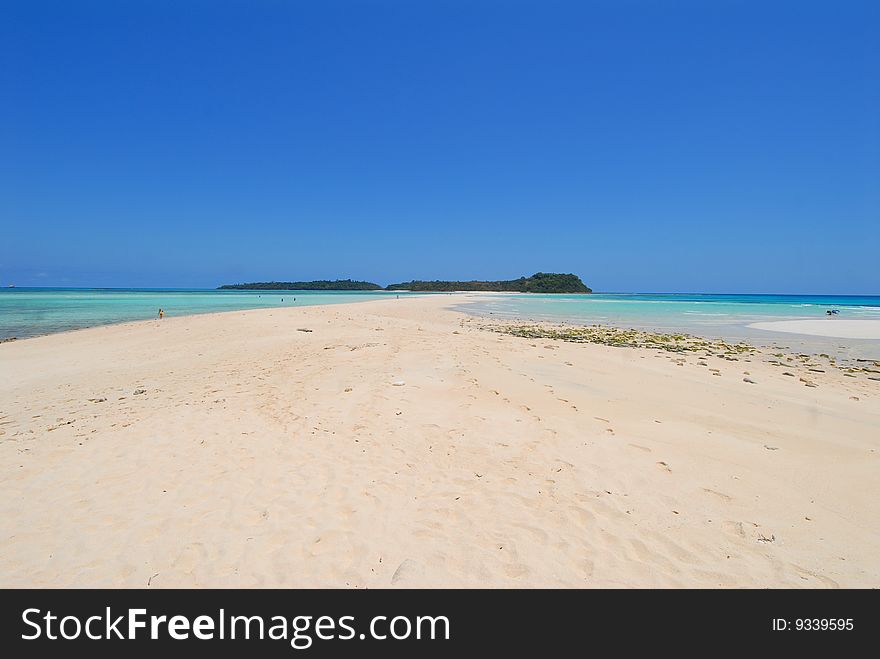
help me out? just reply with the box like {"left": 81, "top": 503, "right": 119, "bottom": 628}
{"left": 3, "top": 286, "right": 879, "bottom": 298}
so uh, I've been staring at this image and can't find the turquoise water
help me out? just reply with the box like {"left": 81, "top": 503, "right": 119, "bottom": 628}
{"left": 457, "top": 293, "right": 880, "bottom": 328}
{"left": 2, "top": 290, "right": 880, "bottom": 356}
{"left": 455, "top": 293, "right": 880, "bottom": 357}
{"left": 0, "top": 288, "right": 411, "bottom": 340}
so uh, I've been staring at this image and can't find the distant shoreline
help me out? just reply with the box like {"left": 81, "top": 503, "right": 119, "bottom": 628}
{"left": 3, "top": 290, "right": 878, "bottom": 353}
{"left": 218, "top": 273, "right": 593, "bottom": 294}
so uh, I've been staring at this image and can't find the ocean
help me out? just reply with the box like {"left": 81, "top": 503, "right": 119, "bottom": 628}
{"left": 453, "top": 293, "right": 880, "bottom": 328}
{"left": 2, "top": 289, "right": 879, "bottom": 357}
{"left": 0, "top": 288, "right": 408, "bottom": 340}
{"left": 453, "top": 292, "right": 880, "bottom": 358}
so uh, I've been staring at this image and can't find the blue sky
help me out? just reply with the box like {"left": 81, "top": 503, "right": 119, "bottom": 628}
{"left": 2, "top": 0, "right": 878, "bottom": 293}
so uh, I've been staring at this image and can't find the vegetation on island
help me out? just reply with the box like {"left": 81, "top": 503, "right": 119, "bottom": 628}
{"left": 385, "top": 273, "right": 592, "bottom": 293}
{"left": 218, "top": 273, "right": 591, "bottom": 293}
{"left": 218, "top": 280, "right": 383, "bottom": 291}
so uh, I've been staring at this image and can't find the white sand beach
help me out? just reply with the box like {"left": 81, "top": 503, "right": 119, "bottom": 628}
{"left": 1, "top": 295, "right": 878, "bottom": 588}
{"left": 749, "top": 319, "right": 880, "bottom": 340}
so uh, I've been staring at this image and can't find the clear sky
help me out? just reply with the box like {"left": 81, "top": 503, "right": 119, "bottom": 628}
{"left": 2, "top": 0, "right": 878, "bottom": 293}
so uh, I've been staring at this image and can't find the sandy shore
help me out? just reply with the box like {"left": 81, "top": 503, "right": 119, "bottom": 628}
{"left": 749, "top": 319, "right": 880, "bottom": 340}
{"left": 1, "top": 295, "right": 878, "bottom": 588}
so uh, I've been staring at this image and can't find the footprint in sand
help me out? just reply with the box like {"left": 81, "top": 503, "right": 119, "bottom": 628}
{"left": 722, "top": 520, "right": 746, "bottom": 538}
{"left": 792, "top": 565, "right": 840, "bottom": 588}
{"left": 172, "top": 542, "right": 207, "bottom": 573}
{"left": 390, "top": 559, "right": 424, "bottom": 585}
{"left": 703, "top": 488, "right": 732, "bottom": 502}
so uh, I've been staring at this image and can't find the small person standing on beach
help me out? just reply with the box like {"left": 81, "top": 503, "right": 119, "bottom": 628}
{"left": 158, "top": 308, "right": 164, "bottom": 319}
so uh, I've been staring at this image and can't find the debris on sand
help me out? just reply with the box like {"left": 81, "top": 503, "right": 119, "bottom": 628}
{"left": 485, "top": 323, "right": 759, "bottom": 356}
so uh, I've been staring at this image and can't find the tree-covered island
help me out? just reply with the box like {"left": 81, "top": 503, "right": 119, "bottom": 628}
{"left": 385, "top": 273, "right": 591, "bottom": 293}
{"left": 218, "top": 273, "right": 591, "bottom": 293}
{"left": 218, "top": 280, "right": 383, "bottom": 291}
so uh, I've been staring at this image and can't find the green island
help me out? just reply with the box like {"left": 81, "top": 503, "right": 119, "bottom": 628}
{"left": 219, "top": 272, "right": 592, "bottom": 294}
{"left": 385, "top": 272, "right": 591, "bottom": 293}
{"left": 218, "top": 280, "right": 383, "bottom": 291}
